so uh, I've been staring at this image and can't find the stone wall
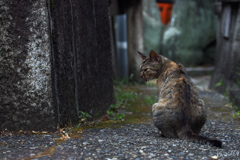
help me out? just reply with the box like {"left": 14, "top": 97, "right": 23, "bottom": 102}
{"left": 0, "top": 0, "right": 114, "bottom": 131}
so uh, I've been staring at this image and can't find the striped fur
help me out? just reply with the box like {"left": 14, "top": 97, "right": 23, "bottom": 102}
{"left": 138, "top": 50, "right": 222, "bottom": 148}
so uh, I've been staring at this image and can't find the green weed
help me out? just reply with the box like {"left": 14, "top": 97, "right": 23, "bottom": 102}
{"left": 237, "top": 79, "right": 240, "bottom": 86}
{"left": 144, "top": 95, "right": 158, "bottom": 105}
{"left": 233, "top": 110, "right": 240, "bottom": 120}
{"left": 114, "top": 113, "right": 125, "bottom": 121}
{"left": 115, "top": 90, "right": 141, "bottom": 107}
{"left": 233, "top": 105, "right": 238, "bottom": 110}
{"left": 107, "top": 109, "right": 114, "bottom": 117}
{"left": 215, "top": 79, "right": 223, "bottom": 87}
{"left": 79, "top": 111, "right": 92, "bottom": 121}
{"left": 108, "top": 82, "right": 142, "bottom": 121}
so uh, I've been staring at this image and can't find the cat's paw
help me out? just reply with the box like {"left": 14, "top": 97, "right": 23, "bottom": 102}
{"left": 159, "top": 131, "right": 165, "bottom": 137}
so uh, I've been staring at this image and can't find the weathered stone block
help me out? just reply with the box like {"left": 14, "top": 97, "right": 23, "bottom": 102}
{"left": 0, "top": 0, "right": 56, "bottom": 131}
{"left": 0, "top": 0, "right": 114, "bottom": 131}
{"left": 52, "top": 0, "right": 114, "bottom": 125}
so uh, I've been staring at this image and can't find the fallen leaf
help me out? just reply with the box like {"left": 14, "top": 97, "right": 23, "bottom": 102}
{"left": 59, "top": 129, "right": 63, "bottom": 134}
{"left": 60, "top": 133, "right": 70, "bottom": 140}
{"left": 32, "top": 131, "right": 38, "bottom": 134}
{"left": 19, "top": 130, "right": 24, "bottom": 133}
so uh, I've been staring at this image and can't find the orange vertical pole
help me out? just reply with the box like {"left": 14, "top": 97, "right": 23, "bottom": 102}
{"left": 157, "top": 2, "right": 173, "bottom": 25}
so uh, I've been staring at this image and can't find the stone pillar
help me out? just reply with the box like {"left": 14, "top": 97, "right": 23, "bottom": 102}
{"left": 52, "top": 0, "right": 114, "bottom": 125}
{"left": 0, "top": 0, "right": 56, "bottom": 131}
{"left": 0, "top": 0, "right": 114, "bottom": 131}
{"left": 209, "top": 2, "right": 240, "bottom": 97}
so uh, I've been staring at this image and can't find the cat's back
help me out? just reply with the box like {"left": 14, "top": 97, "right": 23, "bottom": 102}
{"left": 157, "top": 61, "right": 199, "bottom": 107}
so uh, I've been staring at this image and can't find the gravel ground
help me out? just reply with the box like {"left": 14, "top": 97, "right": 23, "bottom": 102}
{"left": 1, "top": 121, "right": 240, "bottom": 160}
{"left": 1, "top": 76, "right": 240, "bottom": 160}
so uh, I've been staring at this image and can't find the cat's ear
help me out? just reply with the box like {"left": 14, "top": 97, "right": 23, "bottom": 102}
{"left": 137, "top": 51, "right": 147, "bottom": 61}
{"left": 149, "top": 50, "right": 160, "bottom": 63}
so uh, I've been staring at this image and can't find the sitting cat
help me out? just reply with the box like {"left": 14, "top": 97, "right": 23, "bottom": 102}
{"left": 138, "top": 50, "right": 222, "bottom": 148}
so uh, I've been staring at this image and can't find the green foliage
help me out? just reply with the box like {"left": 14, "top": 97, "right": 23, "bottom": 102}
{"left": 236, "top": 79, "right": 240, "bottom": 86}
{"left": 144, "top": 95, "right": 158, "bottom": 105}
{"left": 233, "top": 110, "right": 240, "bottom": 120}
{"left": 107, "top": 109, "right": 114, "bottom": 117}
{"left": 114, "top": 113, "right": 125, "bottom": 120}
{"left": 235, "top": 67, "right": 240, "bottom": 87}
{"left": 113, "top": 90, "right": 142, "bottom": 108}
{"left": 237, "top": 111, "right": 240, "bottom": 116}
{"left": 113, "top": 78, "right": 128, "bottom": 87}
{"left": 215, "top": 79, "right": 223, "bottom": 87}
{"left": 108, "top": 81, "right": 142, "bottom": 121}
{"left": 236, "top": 67, "right": 240, "bottom": 74}
{"left": 223, "top": 91, "right": 226, "bottom": 98}
{"left": 233, "top": 105, "right": 238, "bottom": 110}
{"left": 79, "top": 111, "right": 92, "bottom": 121}
{"left": 113, "top": 73, "right": 136, "bottom": 86}
{"left": 128, "top": 73, "right": 136, "bottom": 85}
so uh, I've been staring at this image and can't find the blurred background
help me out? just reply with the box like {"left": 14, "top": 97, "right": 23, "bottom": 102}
{"left": 110, "top": 0, "right": 217, "bottom": 81}
{"left": 110, "top": 0, "right": 240, "bottom": 105}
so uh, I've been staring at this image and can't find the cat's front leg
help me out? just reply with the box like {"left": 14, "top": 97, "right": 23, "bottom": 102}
{"left": 152, "top": 102, "right": 164, "bottom": 114}
{"left": 151, "top": 102, "right": 172, "bottom": 137}
{"left": 152, "top": 102, "right": 166, "bottom": 121}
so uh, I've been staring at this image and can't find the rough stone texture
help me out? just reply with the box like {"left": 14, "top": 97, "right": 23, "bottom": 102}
{"left": 0, "top": 0, "right": 56, "bottom": 131}
{"left": 162, "top": 0, "right": 217, "bottom": 66}
{"left": 143, "top": 0, "right": 164, "bottom": 54}
{"left": 0, "top": 0, "right": 114, "bottom": 131}
{"left": 52, "top": 0, "right": 114, "bottom": 125}
{"left": 209, "top": 2, "right": 240, "bottom": 109}
{"left": 127, "top": 0, "right": 144, "bottom": 83}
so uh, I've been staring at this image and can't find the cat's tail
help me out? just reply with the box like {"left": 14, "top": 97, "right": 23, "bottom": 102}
{"left": 178, "top": 129, "right": 222, "bottom": 148}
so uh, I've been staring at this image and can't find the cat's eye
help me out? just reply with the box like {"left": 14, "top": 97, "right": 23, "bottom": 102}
{"left": 144, "top": 69, "right": 148, "bottom": 72}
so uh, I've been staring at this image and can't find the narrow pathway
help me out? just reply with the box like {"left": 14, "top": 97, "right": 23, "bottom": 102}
{"left": 1, "top": 76, "right": 240, "bottom": 160}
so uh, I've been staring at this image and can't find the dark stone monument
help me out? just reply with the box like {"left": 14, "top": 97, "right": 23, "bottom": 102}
{"left": 0, "top": 0, "right": 55, "bottom": 131}
{"left": 52, "top": 0, "right": 114, "bottom": 125}
{"left": 0, "top": 0, "right": 114, "bottom": 131}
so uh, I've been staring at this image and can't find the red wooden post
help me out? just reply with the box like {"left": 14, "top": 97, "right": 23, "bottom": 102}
{"left": 156, "top": 0, "right": 173, "bottom": 25}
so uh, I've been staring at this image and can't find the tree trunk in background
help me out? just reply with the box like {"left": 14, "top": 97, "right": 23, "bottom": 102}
{"left": 209, "top": 2, "right": 240, "bottom": 96}
{"left": 0, "top": 0, "right": 114, "bottom": 131}
{"left": 127, "top": 0, "right": 144, "bottom": 83}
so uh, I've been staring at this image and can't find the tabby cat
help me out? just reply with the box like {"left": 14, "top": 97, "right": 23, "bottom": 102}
{"left": 138, "top": 50, "right": 222, "bottom": 148}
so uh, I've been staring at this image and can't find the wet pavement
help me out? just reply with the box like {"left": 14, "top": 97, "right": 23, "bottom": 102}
{"left": 1, "top": 76, "right": 240, "bottom": 160}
